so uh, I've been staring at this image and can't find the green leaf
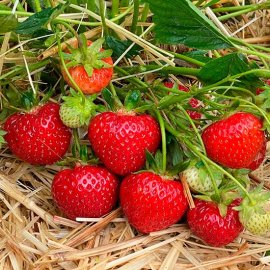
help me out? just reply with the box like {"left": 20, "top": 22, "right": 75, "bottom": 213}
{"left": 15, "top": 5, "right": 63, "bottom": 35}
{"left": 105, "top": 36, "right": 142, "bottom": 58}
{"left": 143, "top": 0, "right": 233, "bottom": 50}
{"left": 102, "top": 88, "right": 115, "bottom": 110}
{"left": 124, "top": 90, "right": 141, "bottom": 111}
{"left": 26, "top": 0, "right": 47, "bottom": 11}
{"left": 0, "top": 4, "right": 12, "bottom": 11}
{"left": 166, "top": 134, "right": 184, "bottom": 166}
{"left": 203, "top": 0, "right": 221, "bottom": 8}
{"left": 16, "top": 8, "right": 54, "bottom": 34}
{"left": 21, "top": 90, "right": 36, "bottom": 110}
{"left": 198, "top": 53, "right": 262, "bottom": 88}
{"left": 145, "top": 150, "right": 158, "bottom": 171}
{"left": 183, "top": 50, "right": 212, "bottom": 64}
{"left": 169, "top": 159, "right": 190, "bottom": 175}
{"left": 0, "top": 15, "right": 18, "bottom": 33}
{"left": 259, "top": 89, "right": 270, "bottom": 110}
{"left": 155, "top": 150, "right": 163, "bottom": 171}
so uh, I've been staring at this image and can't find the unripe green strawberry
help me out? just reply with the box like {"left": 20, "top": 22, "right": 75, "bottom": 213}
{"left": 243, "top": 212, "right": 270, "bottom": 235}
{"left": 59, "top": 89, "right": 97, "bottom": 128}
{"left": 237, "top": 187, "right": 270, "bottom": 236}
{"left": 60, "top": 103, "right": 81, "bottom": 128}
{"left": 182, "top": 161, "right": 222, "bottom": 193}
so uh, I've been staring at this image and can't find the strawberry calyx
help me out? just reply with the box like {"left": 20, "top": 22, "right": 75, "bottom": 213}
{"left": 60, "top": 89, "right": 98, "bottom": 128}
{"left": 64, "top": 36, "right": 113, "bottom": 78}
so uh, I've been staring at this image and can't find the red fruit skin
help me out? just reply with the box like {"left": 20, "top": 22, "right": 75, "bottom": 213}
{"left": 51, "top": 165, "right": 119, "bottom": 220}
{"left": 187, "top": 199, "right": 243, "bottom": 247}
{"left": 4, "top": 102, "right": 71, "bottom": 165}
{"left": 246, "top": 139, "right": 267, "bottom": 171}
{"left": 202, "top": 112, "right": 265, "bottom": 169}
{"left": 256, "top": 79, "right": 270, "bottom": 95}
{"left": 120, "top": 172, "right": 188, "bottom": 233}
{"left": 164, "top": 82, "right": 201, "bottom": 120}
{"left": 88, "top": 112, "right": 161, "bottom": 176}
{"left": 62, "top": 40, "right": 113, "bottom": 94}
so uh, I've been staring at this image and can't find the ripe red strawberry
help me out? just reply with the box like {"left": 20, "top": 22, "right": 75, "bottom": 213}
{"left": 88, "top": 111, "right": 161, "bottom": 176}
{"left": 246, "top": 139, "right": 267, "bottom": 171}
{"left": 4, "top": 102, "right": 71, "bottom": 165}
{"left": 187, "top": 199, "right": 243, "bottom": 247}
{"left": 202, "top": 112, "right": 265, "bottom": 169}
{"left": 120, "top": 172, "right": 188, "bottom": 233}
{"left": 61, "top": 38, "right": 113, "bottom": 94}
{"left": 256, "top": 79, "right": 270, "bottom": 95}
{"left": 164, "top": 82, "right": 201, "bottom": 120}
{"left": 51, "top": 165, "right": 119, "bottom": 220}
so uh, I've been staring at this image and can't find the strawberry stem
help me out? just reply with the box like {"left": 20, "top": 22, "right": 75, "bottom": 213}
{"left": 185, "top": 140, "right": 255, "bottom": 204}
{"left": 163, "top": 122, "right": 255, "bottom": 204}
{"left": 131, "top": 0, "right": 140, "bottom": 34}
{"left": 169, "top": 51, "right": 205, "bottom": 67}
{"left": 202, "top": 160, "right": 221, "bottom": 201}
{"left": 155, "top": 110, "right": 167, "bottom": 173}
{"left": 53, "top": 20, "right": 79, "bottom": 40}
{"left": 176, "top": 105, "right": 206, "bottom": 155}
{"left": 98, "top": 0, "right": 109, "bottom": 36}
{"left": 213, "top": 93, "right": 270, "bottom": 127}
{"left": 72, "top": 128, "right": 81, "bottom": 159}
{"left": 55, "top": 29, "right": 86, "bottom": 101}
{"left": 111, "top": 0, "right": 119, "bottom": 18}
{"left": 114, "top": 66, "right": 149, "bottom": 88}
{"left": 109, "top": 82, "right": 123, "bottom": 107}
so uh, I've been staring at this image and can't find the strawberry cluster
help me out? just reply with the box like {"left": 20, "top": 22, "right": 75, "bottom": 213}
{"left": 1, "top": 39, "right": 270, "bottom": 249}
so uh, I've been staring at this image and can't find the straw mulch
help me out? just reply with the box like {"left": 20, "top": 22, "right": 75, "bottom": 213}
{"left": 1, "top": 0, "right": 270, "bottom": 269}
{"left": 0, "top": 145, "right": 269, "bottom": 269}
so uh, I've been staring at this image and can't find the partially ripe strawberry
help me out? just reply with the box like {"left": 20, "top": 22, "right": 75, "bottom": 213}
{"left": 120, "top": 172, "right": 188, "bottom": 233}
{"left": 51, "top": 165, "right": 119, "bottom": 220}
{"left": 202, "top": 112, "right": 265, "bottom": 169}
{"left": 4, "top": 102, "right": 71, "bottom": 165}
{"left": 61, "top": 38, "right": 113, "bottom": 95}
{"left": 187, "top": 199, "right": 243, "bottom": 247}
{"left": 164, "top": 82, "right": 202, "bottom": 120}
{"left": 88, "top": 111, "right": 161, "bottom": 176}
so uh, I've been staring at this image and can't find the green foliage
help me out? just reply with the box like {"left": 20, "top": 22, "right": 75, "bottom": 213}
{"left": 124, "top": 90, "right": 141, "bottom": 111}
{"left": 102, "top": 88, "right": 115, "bottom": 110}
{"left": 0, "top": 15, "right": 18, "bottom": 33}
{"left": 183, "top": 50, "right": 212, "bottom": 64}
{"left": 105, "top": 36, "right": 142, "bottom": 58}
{"left": 259, "top": 89, "right": 270, "bottom": 110}
{"left": 143, "top": 0, "right": 233, "bottom": 50}
{"left": 198, "top": 53, "right": 262, "bottom": 89}
{"left": 15, "top": 4, "right": 65, "bottom": 35}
